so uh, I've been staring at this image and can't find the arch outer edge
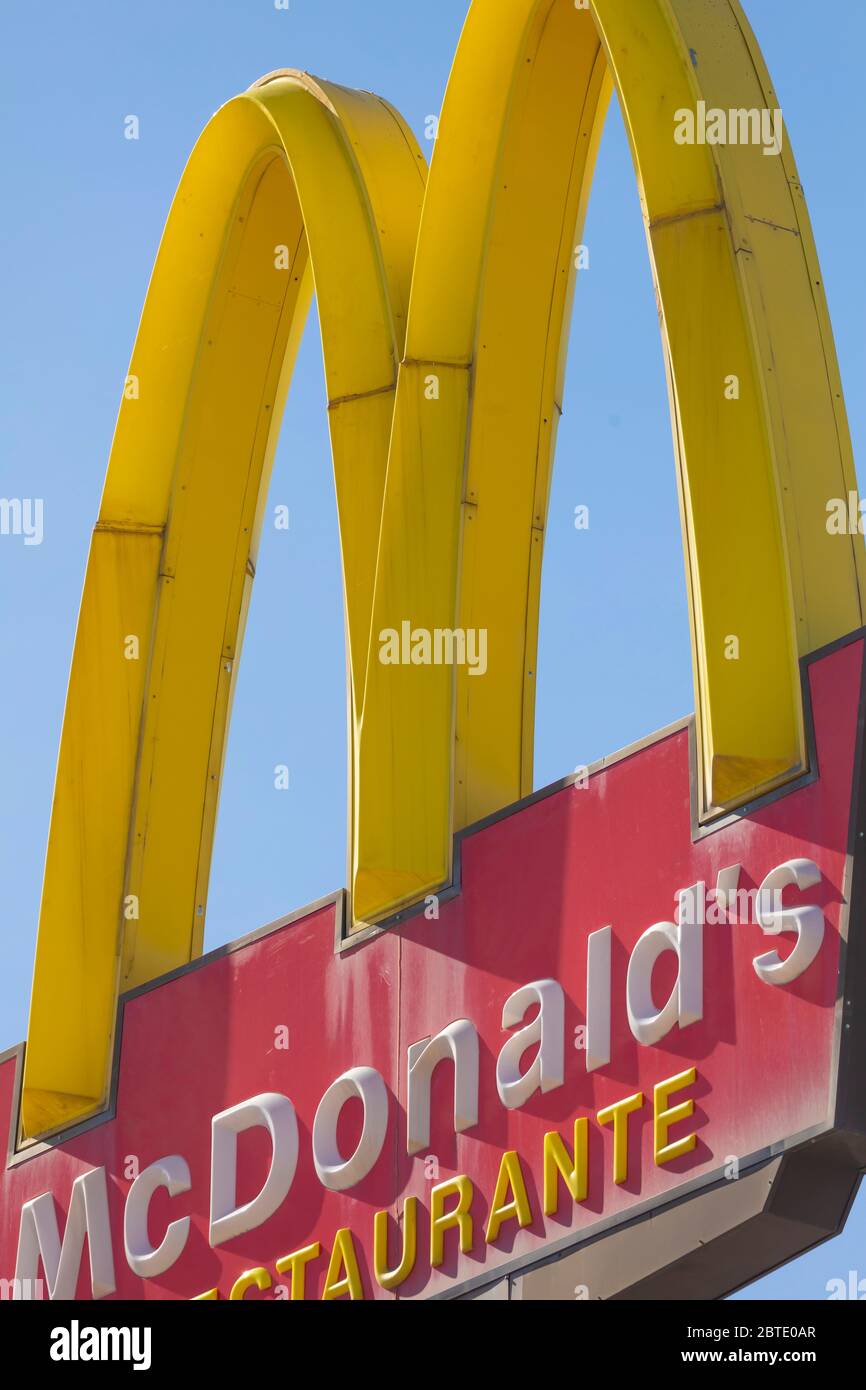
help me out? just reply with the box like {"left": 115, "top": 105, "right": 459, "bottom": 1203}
{"left": 22, "top": 75, "right": 426, "bottom": 1138}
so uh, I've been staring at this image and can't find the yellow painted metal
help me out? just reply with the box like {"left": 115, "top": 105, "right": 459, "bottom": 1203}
{"left": 354, "top": 0, "right": 863, "bottom": 921}
{"left": 23, "top": 0, "right": 863, "bottom": 1137}
{"left": 22, "top": 72, "right": 426, "bottom": 1136}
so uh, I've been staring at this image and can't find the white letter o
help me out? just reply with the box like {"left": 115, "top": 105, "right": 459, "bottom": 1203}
{"left": 312, "top": 1066, "right": 389, "bottom": 1192}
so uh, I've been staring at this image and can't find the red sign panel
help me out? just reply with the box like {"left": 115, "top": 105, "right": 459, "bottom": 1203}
{"left": 1, "top": 637, "right": 863, "bottom": 1300}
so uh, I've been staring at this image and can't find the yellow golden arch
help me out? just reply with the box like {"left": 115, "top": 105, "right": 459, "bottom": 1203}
{"left": 23, "top": 0, "right": 864, "bottom": 1138}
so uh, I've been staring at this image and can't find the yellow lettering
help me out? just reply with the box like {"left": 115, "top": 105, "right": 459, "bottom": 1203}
{"left": 430, "top": 1175, "right": 474, "bottom": 1266}
{"left": 654, "top": 1067, "right": 698, "bottom": 1165}
{"left": 543, "top": 1119, "right": 588, "bottom": 1216}
{"left": 597, "top": 1091, "right": 644, "bottom": 1185}
{"left": 229, "top": 1266, "right": 271, "bottom": 1300}
{"left": 486, "top": 1150, "right": 532, "bottom": 1244}
{"left": 322, "top": 1228, "right": 364, "bottom": 1301}
{"left": 275, "top": 1241, "right": 321, "bottom": 1301}
{"left": 374, "top": 1198, "right": 418, "bottom": 1290}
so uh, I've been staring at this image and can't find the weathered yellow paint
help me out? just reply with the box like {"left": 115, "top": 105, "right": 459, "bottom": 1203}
{"left": 23, "top": 1, "right": 863, "bottom": 1137}
{"left": 355, "top": 0, "right": 863, "bottom": 920}
{"left": 22, "top": 72, "right": 426, "bottom": 1136}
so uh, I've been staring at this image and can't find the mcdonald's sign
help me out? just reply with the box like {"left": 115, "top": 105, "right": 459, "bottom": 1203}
{"left": 3, "top": 0, "right": 866, "bottom": 1302}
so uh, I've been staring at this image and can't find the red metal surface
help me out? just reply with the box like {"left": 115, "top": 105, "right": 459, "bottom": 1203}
{"left": 0, "top": 640, "right": 859, "bottom": 1299}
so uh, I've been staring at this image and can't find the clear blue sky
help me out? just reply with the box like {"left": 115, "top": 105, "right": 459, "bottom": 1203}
{"left": 1, "top": 0, "right": 864, "bottom": 1300}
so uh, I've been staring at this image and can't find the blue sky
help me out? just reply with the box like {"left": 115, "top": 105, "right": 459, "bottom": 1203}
{"left": 1, "top": 0, "right": 864, "bottom": 1300}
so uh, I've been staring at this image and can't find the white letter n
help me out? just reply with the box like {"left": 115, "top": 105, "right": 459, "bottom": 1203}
{"left": 406, "top": 1020, "right": 479, "bottom": 1155}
